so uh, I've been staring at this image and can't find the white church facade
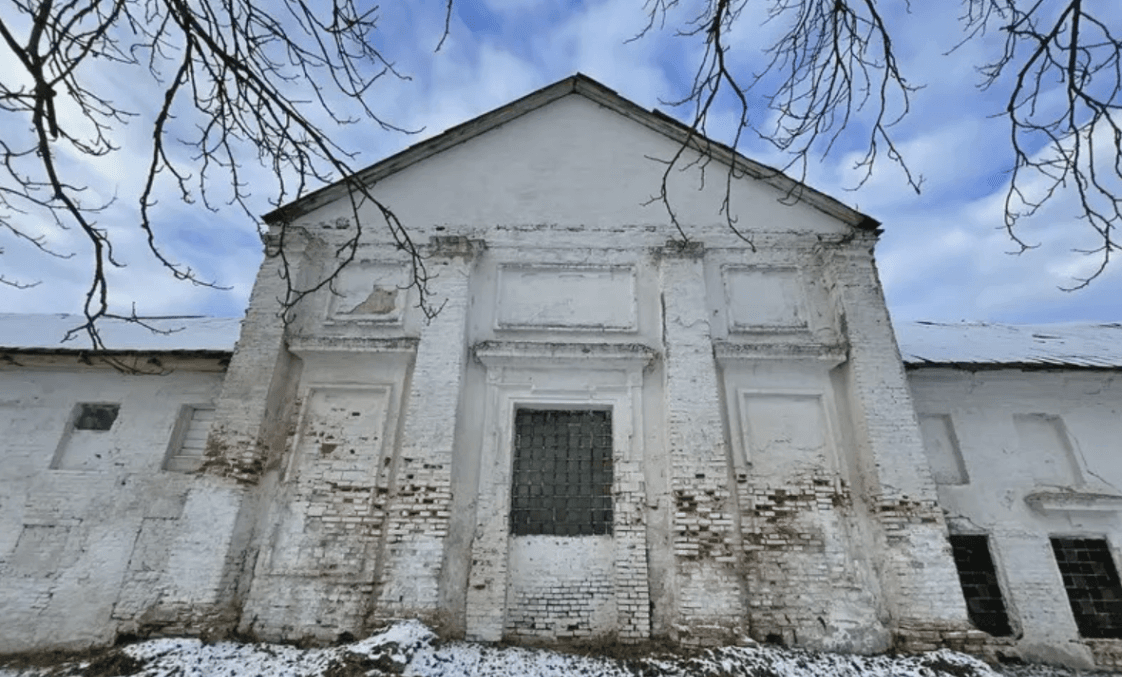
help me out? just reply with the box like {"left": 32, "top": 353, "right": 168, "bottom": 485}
{"left": 1, "top": 75, "right": 1121, "bottom": 669}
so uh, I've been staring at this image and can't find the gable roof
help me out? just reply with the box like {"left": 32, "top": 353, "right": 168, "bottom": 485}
{"left": 263, "top": 74, "right": 879, "bottom": 231}
{"left": 898, "top": 321, "right": 1122, "bottom": 369}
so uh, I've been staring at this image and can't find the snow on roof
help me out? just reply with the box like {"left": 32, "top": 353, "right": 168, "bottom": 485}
{"left": 897, "top": 321, "right": 1122, "bottom": 369}
{"left": 0, "top": 315, "right": 1118, "bottom": 368}
{"left": 0, "top": 313, "right": 241, "bottom": 352}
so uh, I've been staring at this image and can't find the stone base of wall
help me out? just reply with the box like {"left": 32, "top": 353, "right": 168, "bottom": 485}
{"left": 668, "top": 620, "right": 748, "bottom": 647}
{"left": 893, "top": 623, "right": 992, "bottom": 654}
{"left": 893, "top": 623, "right": 1035, "bottom": 667}
{"left": 239, "top": 577, "right": 376, "bottom": 643}
{"left": 115, "top": 603, "right": 241, "bottom": 645}
{"left": 1085, "top": 639, "right": 1122, "bottom": 669}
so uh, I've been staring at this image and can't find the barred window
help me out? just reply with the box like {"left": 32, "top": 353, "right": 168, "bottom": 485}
{"left": 509, "top": 409, "right": 612, "bottom": 536}
{"left": 1052, "top": 537, "right": 1122, "bottom": 638}
{"left": 949, "top": 534, "right": 1013, "bottom": 636}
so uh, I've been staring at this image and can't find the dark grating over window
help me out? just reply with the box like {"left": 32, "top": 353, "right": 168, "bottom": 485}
{"left": 74, "top": 404, "right": 120, "bottom": 431}
{"left": 1052, "top": 537, "right": 1122, "bottom": 638}
{"left": 510, "top": 409, "right": 612, "bottom": 536}
{"left": 949, "top": 534, "right": 1014, "bottom": 636}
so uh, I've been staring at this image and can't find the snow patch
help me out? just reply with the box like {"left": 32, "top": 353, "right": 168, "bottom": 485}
{"left": 0, "top": 621, "right": 1085, "bottom": 677}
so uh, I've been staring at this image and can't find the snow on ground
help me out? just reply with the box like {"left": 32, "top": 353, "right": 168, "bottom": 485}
{"left": 0, "top": 621, "right": 1114, "bottom": 677}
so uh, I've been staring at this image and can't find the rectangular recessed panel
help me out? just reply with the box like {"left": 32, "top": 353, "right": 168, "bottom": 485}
{"left": 11, "top": 525, "right": 76, "bottom": 573}
{"left": 919, "top": 414, "right": 969, "bottom": 485}
{"left": 52, "top": 402, "right": 124, "bottom": 470}
{"left": 1052, "top": 537, "right": 1122, "bottom": 639}
{"left": 510, "top": 410, "right": 613, "bottom": 536}
{"left": 269, "top": 387, "right": 391, "bottom": 574}
{"left": 740, "top": 393, "right": 831, "bottom": 474}
{"left": 327, "top": 263, "right": 407, "bottom": 324}
{"left": 949, "top": 534, "right": 1013, "bottom": 636}
{"left": 724, "top": 267, "right": 807, "bottom": 332}
{"left": 496, "top": 266, "right": 636, "bottom": 331}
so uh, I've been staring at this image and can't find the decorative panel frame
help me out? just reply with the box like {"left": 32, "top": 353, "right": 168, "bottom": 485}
{"left": 264, "top": 384, "right": 395, "bottom": 577}
{"left": 721, "top": 265, "right": 810, "bottom": 335}
{"left": 325, "top": 261, "right": 409, "bottom": 326}
{"left": 494, "top": 264, "right": 638, "bottom": 332}
{"left": 733, "top": 389, "right": 842, "bottom": 475}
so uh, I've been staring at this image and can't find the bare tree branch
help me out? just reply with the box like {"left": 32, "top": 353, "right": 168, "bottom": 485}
{"left": 641, "top": 0, "right": 1120, "bottom": 288}
{"left": 966, "top": 0, "right": 1121, "bottom": 289}
{"left": 0, "top": 0, "right": 443, "bottom": 349}
{"left": 639, "top": 0, "right": 918, "bottom": 243}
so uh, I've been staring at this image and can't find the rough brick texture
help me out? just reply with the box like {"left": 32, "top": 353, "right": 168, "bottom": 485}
{"left": 660, "top": 249, "right": 745, "bottom": 644}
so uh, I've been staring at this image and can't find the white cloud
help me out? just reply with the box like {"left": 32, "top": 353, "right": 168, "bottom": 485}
{"left": 0, "top": 0, "right": 1116, "bottom": 330}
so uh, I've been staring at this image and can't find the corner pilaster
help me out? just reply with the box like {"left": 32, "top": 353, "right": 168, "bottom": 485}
{"left": 822, "top": 236, "right": 970, "bottom": 632}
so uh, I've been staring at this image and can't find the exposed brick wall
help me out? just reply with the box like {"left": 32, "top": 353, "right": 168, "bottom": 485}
{"left": 660, "top": 248, "right": 745, "bottom": 644}
{"left": 373, "top": 252, "right": 469, "bottom": 622}
{"left": 239, "top": 385, "right": 396, "bottom": 640}
{"left": 504, "top": 536, "right": 616, "bottom": 641}
{"left": 739, "top": 473, "right": 880, "bottom": 647}
{"left": 204, "top": 251, "right": 295, "bottom": 485}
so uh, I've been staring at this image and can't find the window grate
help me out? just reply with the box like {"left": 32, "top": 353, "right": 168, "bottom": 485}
{"left": 1052, "top": 537, "right": 1122, "bottom": 639}
{"left": 949, "top": 534, "right": 1013, "bottom": 636}
{"left": 509, "top": 409, "right": 612, "bottom": 536}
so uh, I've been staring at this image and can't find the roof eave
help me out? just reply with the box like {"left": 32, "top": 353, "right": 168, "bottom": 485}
{"left": 904, "top": 360, "right": 1121, "bottom": 371}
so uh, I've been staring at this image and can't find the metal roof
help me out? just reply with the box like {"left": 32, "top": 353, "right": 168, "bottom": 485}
{"left": 0, "top": 314, "right": 242, "bottom": 353}
{"left": 897, "top": 321, "right": 1122, "bottom": 369}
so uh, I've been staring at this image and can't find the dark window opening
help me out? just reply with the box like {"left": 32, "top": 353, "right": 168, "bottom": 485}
{"left": 74, "top": 404, "right": 120, "bottom": 431}
{"left": 510, "top": 409, "right": 612, "bottom": 536}
{"left": 949, "top": 534, "right": 1014, "bottom": 636}
{"left": 1051, "top": 537, "right": 1122, "bottom": 638}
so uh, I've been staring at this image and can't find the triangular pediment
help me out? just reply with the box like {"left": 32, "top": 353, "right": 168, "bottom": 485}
{"left": 264, "top": 74, "right": 877, "bottom": 233}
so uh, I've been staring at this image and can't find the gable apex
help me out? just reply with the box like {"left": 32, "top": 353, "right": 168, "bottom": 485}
{"left": 263, "top": 73, "right": 878, "bottom": 231}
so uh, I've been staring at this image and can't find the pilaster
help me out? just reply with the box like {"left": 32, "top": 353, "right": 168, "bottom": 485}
{"left": 659, "top": 243, "right": 745, "bottom": 644}
{"left": 822, "top": 236, "right": 970, "bottom": 629}
{"left": 373, "top": 239, "right": 476, "bottom": 620}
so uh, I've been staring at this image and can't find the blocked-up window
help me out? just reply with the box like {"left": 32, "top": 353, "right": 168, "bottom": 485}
{"left": 1051, "top": 537, "right": 1122, "bottom": 638}
{"left": 949, "top": 534, "right": 1013, "bottom": 636}
{"left": 509, "top": 409, "right": 612, "bottom": 536}
{"left": 50, "top": 403, "right": 123, "bottom": 469}
{"left": 164, "top": 405, "right": 215, "bottom": 473}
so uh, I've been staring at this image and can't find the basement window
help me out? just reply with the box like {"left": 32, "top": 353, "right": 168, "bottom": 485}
{"left": 509, "top": 409, "right": 613, "bottom": 536}
{"left": 949, "top": 534, "right": 1013, "bottom": 636}
{"left": 74, "top": 403, "right": 119, "bottom": 431}
{"left": 164, "top": 405, "right": 215, "bottom": 473}
{"left": 1051, "top": 537, "right": 1122, "bottom": 638}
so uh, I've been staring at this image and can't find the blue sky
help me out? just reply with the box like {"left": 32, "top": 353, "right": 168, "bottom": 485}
{"left": 0, "top": 0, "right": 1119, "bottom": 326}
